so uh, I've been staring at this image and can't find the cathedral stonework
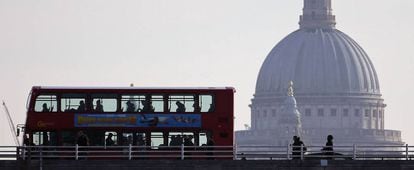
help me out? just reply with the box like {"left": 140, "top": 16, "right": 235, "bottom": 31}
{"left": 236, "top": 0, "right": 403, "bottom": 146}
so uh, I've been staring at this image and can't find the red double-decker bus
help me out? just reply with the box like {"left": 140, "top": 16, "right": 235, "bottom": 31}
{"left": 22, "top": 86, "right": 234, "bottom": 158}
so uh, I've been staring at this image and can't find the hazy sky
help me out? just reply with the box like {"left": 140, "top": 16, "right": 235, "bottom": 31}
{"left": 0, "top": 0, "right": 413, "bottom": 146}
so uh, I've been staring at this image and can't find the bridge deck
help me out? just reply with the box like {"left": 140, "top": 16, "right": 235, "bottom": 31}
{"left": 2, "top": 160, "right": 414, "bottom": 170}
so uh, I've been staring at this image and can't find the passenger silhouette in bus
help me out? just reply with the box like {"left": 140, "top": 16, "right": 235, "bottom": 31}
{"left": 76, "top": 131, "right": 89, "bottom": 146}
{"left": 77, "top": 101, "right": 86, "bottom": 112}
{"left": 176, "top": 101, "right": 186, "bottom": 112}
{"left": 169, "top": 135, "right": 178, "bottom": 146}
{"left": 193, "top": 103, "right": 201, "bottom": 112}
{"left": 106, "top": 133, "right": 115, "bottom": 146}
{"left": 207, "top": 103, "right": 215, "bottom": 112}
{"left": 42, "top": 103, "right": 50, "bottom": 112}
{"left": 126, "top": 100, "right": 136, "bottom": 112}
{"left": 136, "top": 134, "right": 146, "bottom": 146}
{"left": 206, "top": 134, "right": 215, "bottom": 159}
{"left": 95, "top": 100, "right": 104, "bottom": 112}
{"left": 76, "top": 131, "right": 89, "bottom": 159}
{"left": 42, "top": 133, "right": 50, "bottom": 146}
{"left": 127, "top": 135, "right": 133, "bottom": 145}
{"left": 184, "top": 135, "right": 194, "bottom": 146}
{"left": 170, "top": 135, "right": 184, "bottom": 146}
{"left": 183, "top": 135, "right": 194, "bottom": 158}
{"left": 120, "top": 135, "right": 133, "bottom": 146}
{"left": 141, "top": 100, "right": 154, "bottom": 113}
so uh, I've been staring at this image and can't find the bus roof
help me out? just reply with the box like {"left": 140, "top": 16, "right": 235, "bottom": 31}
{"left": 33, "top": 86, "right": 235, "bottom": 91}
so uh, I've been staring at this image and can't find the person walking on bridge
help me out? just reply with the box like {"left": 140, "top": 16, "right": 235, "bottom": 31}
{"left": 322, "top": 135, "right": 334, "bottom": 159}
{"left": 292, "top": 136, "right": 306, "bottom": 159}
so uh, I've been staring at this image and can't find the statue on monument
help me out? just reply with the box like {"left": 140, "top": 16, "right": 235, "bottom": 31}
{"left": 287, "top": 81, "right": 294, "bottom": 97}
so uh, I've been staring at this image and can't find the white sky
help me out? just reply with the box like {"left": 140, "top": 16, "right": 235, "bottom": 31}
{"left": 0, "top": 0, "right": 413, "bottom": 146}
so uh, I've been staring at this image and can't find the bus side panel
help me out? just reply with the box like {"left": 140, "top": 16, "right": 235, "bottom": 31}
{"left": 202, "top": 90, "right": 233, "bottom": 146}
{"left": 26, "top": 113, "right": 74, "bottom": 131}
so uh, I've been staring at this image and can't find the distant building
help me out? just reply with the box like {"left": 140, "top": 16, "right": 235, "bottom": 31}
{"left": 236, "top": 0, "right": 403, "bottom": 146}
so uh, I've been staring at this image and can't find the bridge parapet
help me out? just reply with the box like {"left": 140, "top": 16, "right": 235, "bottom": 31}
{"left": 0, "top": 145, "right": 413, "bottom": 161}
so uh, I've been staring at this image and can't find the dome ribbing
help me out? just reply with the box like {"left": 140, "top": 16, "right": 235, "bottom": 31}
{"left": 255, "top": 29, "right": 380, "bottom": 96}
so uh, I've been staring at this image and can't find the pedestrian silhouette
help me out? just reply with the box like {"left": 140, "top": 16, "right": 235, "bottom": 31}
{"left": 322, "top": 135, "right": 334, "bottom": 159}
{"left": 292, "top": 136, "right": 306, "bottom": 159}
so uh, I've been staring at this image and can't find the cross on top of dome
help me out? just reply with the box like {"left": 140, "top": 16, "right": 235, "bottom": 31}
{"left": 299, "top": 0, "right": 336, "bottom": 29}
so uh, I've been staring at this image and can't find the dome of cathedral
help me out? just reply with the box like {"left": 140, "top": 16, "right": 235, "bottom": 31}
{"left": 255, "top": 28, "right": 380, "bottom": 96}
{"left": 255, "top": 0, "right": 380, "bottom": 96}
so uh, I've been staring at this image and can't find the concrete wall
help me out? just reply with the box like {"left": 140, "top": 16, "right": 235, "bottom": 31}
{"left": 1, "top": 160, "right": 414, "bottom": 170}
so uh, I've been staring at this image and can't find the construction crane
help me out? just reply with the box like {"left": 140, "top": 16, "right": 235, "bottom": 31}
{"left": 2, "top": 101, "right": 20, "bottom": 146}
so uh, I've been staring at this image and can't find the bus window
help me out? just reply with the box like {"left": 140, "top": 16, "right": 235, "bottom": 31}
{"left": 121, "top": 95, "right": 145, "bottom": 112}
{"left": 34, "top": 95, "right": 57, "bottom": 112}
{"left": 151, "top": 95, "right": 164, "bottom": 112}
{"left": 198, "top": 132, "right": 207, "bottom": 146}
{"left": 137, "top": 95, "right": 163, "bottom": 113}
{"left": 151, "top": 132, "right": 165, "bottom": 149}
{"left": 33, "top": 131, "right": 57, "bottom": 146}
{"left": 134, "top": 133, "right": 146, "bottom": 146}
{"left": 61, "top": 94, "right": 86, "bottom": 112}
{"left": 199, "top": 95, "right": 214, "bottom": 112}
{"left": 105, "top": 131, "right": 117, "bottom": 146}
{"left": 168, "top": 95, "right": 195, "bottom": 113}
{"left": 121, "top": 133, "right": 133, "bottom": 146}
{"left": 168, "top": 132, "right": 194, "bottom": 146}
{"left": 168, "top": 132, "right": 182, "bottom": 146}
{"left": 91, "top": 94, "right": 117, "bottom": 112}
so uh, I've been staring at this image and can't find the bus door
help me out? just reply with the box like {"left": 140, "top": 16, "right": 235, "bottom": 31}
{"left": 32, "top": 131, "right": 57, "bottom": 146}
{"left": 26, "top": 131, "right": 57, "bottom": 159}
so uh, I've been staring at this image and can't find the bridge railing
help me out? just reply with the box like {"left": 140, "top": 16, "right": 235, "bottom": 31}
{"left": 0, "top": 146, "right": 20, "bottom": 159}
{"left": 236, "top": 144, "right": 414, "bottom": 160}
{"left": 0, "top": 145, "right": 413, "bottom": 160}
{"left": 6, "top": 145, "right": 233, "bottom": 160}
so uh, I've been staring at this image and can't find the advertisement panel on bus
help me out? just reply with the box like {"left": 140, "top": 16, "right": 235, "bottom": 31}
{"left": 74, "top": 113, "right": 201, "bottom": 128}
